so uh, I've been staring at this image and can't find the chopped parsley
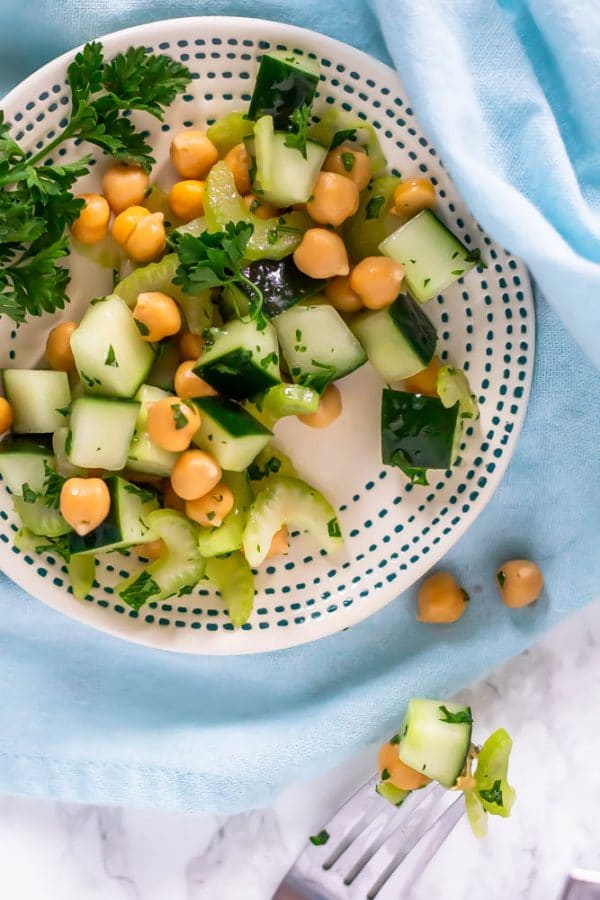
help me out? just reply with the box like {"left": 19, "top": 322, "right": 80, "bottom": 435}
{"left": 365, "top": 195, "right": 385, "bottom": 220}
{"left": 327, "top": 517, "right": 341, "bottom": 538}
{"left": 39, "top": 460, "right": 65, "bottom": 509}
{"left": 135, "top": 319, "right": 150, "bottom": 337}
{"left": 381, "top": 768, "right": 390, "bottom": 781}
{"left": 283, "top": 104, "right": 311, "bottom": 159}
{"left": 423, "top": 277, "right": 431, "bottom": 288}
{"left": 248, "top": 456, "right": 281, "bottom": 481}
{"left": 123, "top": 483, "right": 156, "bottom": 504}
{"left": 389, "top": 733, "right": 400, "bottom": 745}
{"left": 438, "top": 705, "right": 473, "bottom": 725}
{"left": 497, "top": 569, "right": 506, "bottom": 588}
{"left": 21, "top": 482, "right": 37, "bottom": 504}
{"left": 55, "top": 406, "right": 70, "bottom": 417}
{"left": 331, "top": 128, "right": 357, "bottom": 149}
{"left": 172, "top": 403, "right": 189, "bottom": 430}
{"left": 206, "top": 511, "right": 216, "bottom": 522}
{"left": 478, "top": 779, "right": 504, "bottom": 807}
{"left": 249, "top": 198, "right": 261, "bottom": 213}
{"left": 104, "top": 344, "right": 119, "bottom": 367}
{"left": 341, "top": 151, "right": 355, "bottom": 172}
{"left": 260, "top": 351, "right": 278, "bottom": 370}
{"left": 451, "top": 269, "right": 465, "bottom": 277}
{"left": 309, "top": 829, "right": 330, "bottom": 846}
{"left": 119, "top": 570, "right": 160, "bottom": 611}
{"left": 35, "top": 533, "right": 70, "bottom": 562}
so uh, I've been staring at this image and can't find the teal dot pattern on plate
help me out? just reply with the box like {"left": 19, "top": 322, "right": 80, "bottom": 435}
{"left": 0, "top": 20, "right": 534, "bottom": 654}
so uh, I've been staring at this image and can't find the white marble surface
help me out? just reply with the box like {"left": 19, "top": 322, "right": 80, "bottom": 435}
{"left": 0, "top": 601, "right": 598, "bottom": 900}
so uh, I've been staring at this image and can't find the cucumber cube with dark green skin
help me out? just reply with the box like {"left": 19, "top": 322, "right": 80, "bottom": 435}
{"left": 193, "top": 319, "right": 281, "bottom": 400}
{"left": 381, "top": 389, "right": 461, "bottom": 479}
{"left": 351, "top": 294, "right": 438, "bottom": 382}
{"left": 191, "top": 396, "right": 272, "bottom": 472}
{"left": 248, "top": 51, "right": 320, "bottom": 130}
{"left": 221, "top": 257, "right": 326, "bottom": 321}
{"left": 69, "top": 477, "right": 159, "bottom": 556}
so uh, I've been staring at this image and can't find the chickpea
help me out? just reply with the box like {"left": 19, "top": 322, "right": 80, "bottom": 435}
{"left": 266, "top": 525, "right": 289, "bottom": 560}
{"left": 242, "top": 193, "right": 279, "bottom": 220}
{"left": 325, "top": 274, "right": 363, "bottom": 313}
{"left": 133, "top": 292, "right": 181, "bottom": 343}
{"left": 134, "top": 539, "right": 165, "bottom": 560}
{"left": 350, "top": 256, "right": 405, "bottom": 309}
{"left": 170, "top": 449, "right": 221, "bottom": 501}
{"left": 298, "top": 383, "right": 342, "bottom": 428}
{"left": 392, "top": 179, "right": 436, "bottom": 218}
{"left": 161, "top": 478, "right": 186, "bottom": 512}
{"left": 146, "top": 397, "right": 200, "bottom": 452}
{"left": 70, "top": 193, "right": 110, "bottom": 244}
{"left": 378, "top": 740, "right": 431, "bottom": 791}
{"left": 123, "top": 212, "right": 166, "bottom": 264}
{"left": 0, "top": 397, "right": 14, "bottom": 434}
{"left": 59, "top": 477, "right": 110, "bottom": 537}
{"left": 324, "top": 145, "right": 371, "bottom": 191}
{"left": 174, "top": 360, "right": 218, "bottom": 400}
{"left": 111, "top": 205, "right": 149, "bottom": 246}
{"left": 179, "top": 331, "right": 204, "bottom": 361}
{"left": 169, "top": 180, "right": 205, "bottom": 222}
{"left": 170, "top": 130, "right": 218, "bottom": 179}
{"left": 223, "top": 142, "right": 251, "bottom": 195}
{"left": 293, "top": 228, "right": 349, "bottom": 279}
{"left": 403, "top": 355, "right": 441, "bottom": 397}
{"left": 102, "top": 163, "right": 149, "bottom": 214}
{"left": 185, "top": 481, "right": 234, "bottom": 527}
{"left": 307, "top": 172, "right": 359, "bottom": 227}
{"left": 497, "top": 559, "right": 543, "bottom": 608}
{"left": 46, "top": 321, "right": 77, "bottom": 371}
{"left": 417, "top": 571, "right": 468, "bottom": 624}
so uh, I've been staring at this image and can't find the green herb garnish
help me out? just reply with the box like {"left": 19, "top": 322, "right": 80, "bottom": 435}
{"left": 390, "top": 733, "right": 400, "bottom": 745}
{"left": 327, "top": 517, "right": 342, "bottom": 538}
{"left": 438, "top": 705, "right": 473, "bottom": 725}
{"left": 123, "top": 483, "right": 156, "bottom": 504}
{"left": 21, "top": 483, "right": 37, "bottom": 504}
{"left": 341, "top": 151, "right": 355, "bottom": 172}
{"left": 330, "top": 128, "right": 357, "bottom": 149}
{"left": 365, "top": 195, "right": 385, "bottom": 220}
{"left": 104, "top": 344, "right": 118, "bottom": 367}
{"left": 172, "top": 403, "right": 189, "bottom": 430}
{"left": 119, "top": 570, "right": 160, "bottom": 610}
{"left": 309, "top": 830, "right": 330, "bottom": 846}
{"left": 381, "top": 768, "right": 390, "bottom": 781}
{"left": 283, "top": 104, "right": 311, "bottom": 159}
{"left": 135, "top": 319, "right": 150, "bottom": 337}
{"left": 478, "top": 779, "right": 503, "bottom": 807}
{"left": 497, "top": 569, "right": 506, "bottom": 587}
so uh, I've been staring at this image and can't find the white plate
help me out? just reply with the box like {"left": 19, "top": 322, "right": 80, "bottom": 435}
{"left": 0, "top": 17, "right": 534, "bottom": 654}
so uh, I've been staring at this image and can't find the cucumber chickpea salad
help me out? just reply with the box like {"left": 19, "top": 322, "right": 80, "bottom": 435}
{"left": 0, "top": 43, "right": 484, "bottom": 623}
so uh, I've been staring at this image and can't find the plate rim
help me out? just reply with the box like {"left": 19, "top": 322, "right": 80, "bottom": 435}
{"left": 0, "top": 15, "right": 536, "bottom": 654}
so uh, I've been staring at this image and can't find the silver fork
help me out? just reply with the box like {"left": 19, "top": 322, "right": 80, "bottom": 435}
{"left": 273, "top": 775, "right": 464, "bottom": 899}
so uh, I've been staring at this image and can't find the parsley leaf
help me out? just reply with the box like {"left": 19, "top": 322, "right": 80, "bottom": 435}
{"left": 309, "top": 830, "right": 330, "bottom": 846}
{"left": 438, "top": 705, "right": 473, "bottom": 725}
{"left": 172, "top": 403, "right": 189, "bottom": 430}
{"left": 478, "top": 779, "right": 503, "bottom": 807}
{"left": 173, "top": 221, "right": 264, "bottom": 321}
{"left": 104, "top": 344, "right": 119, "bottom": 367}
{"left": 330, "top": 128, "right": 357, "bottom": 149}
{"left": 123, "top": 483, "right": 156, "bottom": 504}
{"left": 40, "top": 461, "right": 66, "bottom": 509}
{"left": 365, "top": 195, "right": 385, "bottom": 220}
{"left": 120, "top": 570, "right": 160, "bottom": 610}
{"left": 21, "top": 482, "right": 37, "bottom": 504}
{"left": 341, "top": 152, "right": 355, "bottom": 172}
{"left": 283, "top": 104, "right": 311, "bottom": 159}
{"left": 390, "top": 449, "right": 429, "bottom": 486}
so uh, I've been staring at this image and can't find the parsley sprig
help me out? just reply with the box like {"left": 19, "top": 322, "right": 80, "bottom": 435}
{"left": 0, "top": 42, "right": 191, "bottom": 325}
{"left": 284, "top": 104, "right": 311, "bottom": 159}
{"left": 172, "top": 221, "right": 264, "bottom": 321}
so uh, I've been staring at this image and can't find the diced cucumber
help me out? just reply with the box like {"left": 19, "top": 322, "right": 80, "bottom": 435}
{"left": 275, "top": 302, "right": 367, "bottom": 391}
{"left": 379, "top": 210, "right": 480, "bottom": 303}
{"left": 221, "top": 256, "right": 326, "bottom": 321}
{"left": 69, "top": 476, "right": 159, "bottom": 556}
{"left": 197, "top": 470, "right": 252, "bottom": 557}
{"left": 127, "top": 384, "right": 179, "bottom": 477}
{"left": 398, "top": 699, "right": 472, "bottom": 788}
{"left": 206, "top": 551, "right": 255, "bottom": 627}
{"left": 243, "top": 474, "right": 342, "bottom": 567}
{"left": 192, "top": 397, "right": 272, "bottom": 472}
{"left": 194, "top": 319, "right": 281, "bottom": 399}
{"left": 70, "top": 294, "right": 155, "bottom": 398}
{"left": 2, "top": 369, "right": 70, "bottom": 434}
{"left": 246, "top": 383, "right": 319, "bottom": 428}
{"left": 376, "top": 783, "right": 410, "bottom": 806}
{"left": 68, "top": 554, "right": 96, "bottom": 600}
{"left": 0, "top": 439, "right": 52, "bottom": 494}
{"left": 248, "top": 51, "right": 320, "bottom": 129}
{"left": 204, "top": 162, "right": 310, "bottom": 262}
{"left": 351, "top": 295, "right": 437, "bottom": 382}
{"left": 145, "top": 341, "right": 181, "bottom": 392}
{"left": 437, "top": 366, "right": 479, "bottom": 421}
{"left": 52, "top": 428, "right": 84, "bottom": 477}
{"left": 254, "top": 115, "right": 327, "bottom": 207}
{"left": 13, "top": 495, "right": 71, "bottom": 538}
{"left": 207, "top": 110, "right": 255, "bottom": 155}
{"left": 69, "top": 397, "right": 140, "bottom": 470}
{"left": 113, "top": 254, "right": 213, "bottom": 334}
{"left": 344, "top": 175, "right": 401, "bottom": 262}
{"left": 117, "top": 509, "right": 205, "bottom": 610}
{"left": 381, "top": 389, "right": 462, "bottom": 483}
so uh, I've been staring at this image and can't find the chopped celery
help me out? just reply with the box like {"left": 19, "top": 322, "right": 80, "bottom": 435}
{"left": 68, "top": 554, "right": 96, "bottom": 600}
{"left": 206, "top": 551, "right": 255, "bottom": 627}
{"left": 437, "top": 366, "right": 479, "bottom": 421}
{"left": 204, "top": 162, "right": 311, "bottom": 261}
{"left": 113, "top": 253, "right": 212, "bottom": 333}
{"left": 308, "top": 108, "right": 387, "bottom": 174}
{"left": 144, "top": 184, "right": 178, "bottom": 228}
{"left": 474, "top": 728, "right": 515, "bottom": 818}
{"left": 344, "top": 175, "right": 400, "bottom": 262}
{"left": 243, "top": 474, "right": 342, "bottom": 567}
{"left": 207, "top": 111, "right": 254, "bottom": 155}
{"left": 376, "top": 783, "right": 410, "bottom": 806}
{"left": 197, "top": 471, "right": 252, "bottom": 557}
{"left": 246, "top": 383, "right": 320, "bottom": 428}
{"left": 247, "top": 445, "right": 297, "bottom": 485}
{"left": 72, "top": 235, "right": 123, "bottom": 270}
{"left": 465, "top": 788, "right": 488, "bottom": 838}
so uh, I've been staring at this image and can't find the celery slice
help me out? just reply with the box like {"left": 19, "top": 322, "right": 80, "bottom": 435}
{"left": 206, "top": 551, "right": 255, "bottom": 627}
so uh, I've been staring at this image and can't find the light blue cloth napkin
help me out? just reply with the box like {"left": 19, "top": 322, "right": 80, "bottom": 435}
{"left": 0, "top": 1, "right": 598, "bottom": 814}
